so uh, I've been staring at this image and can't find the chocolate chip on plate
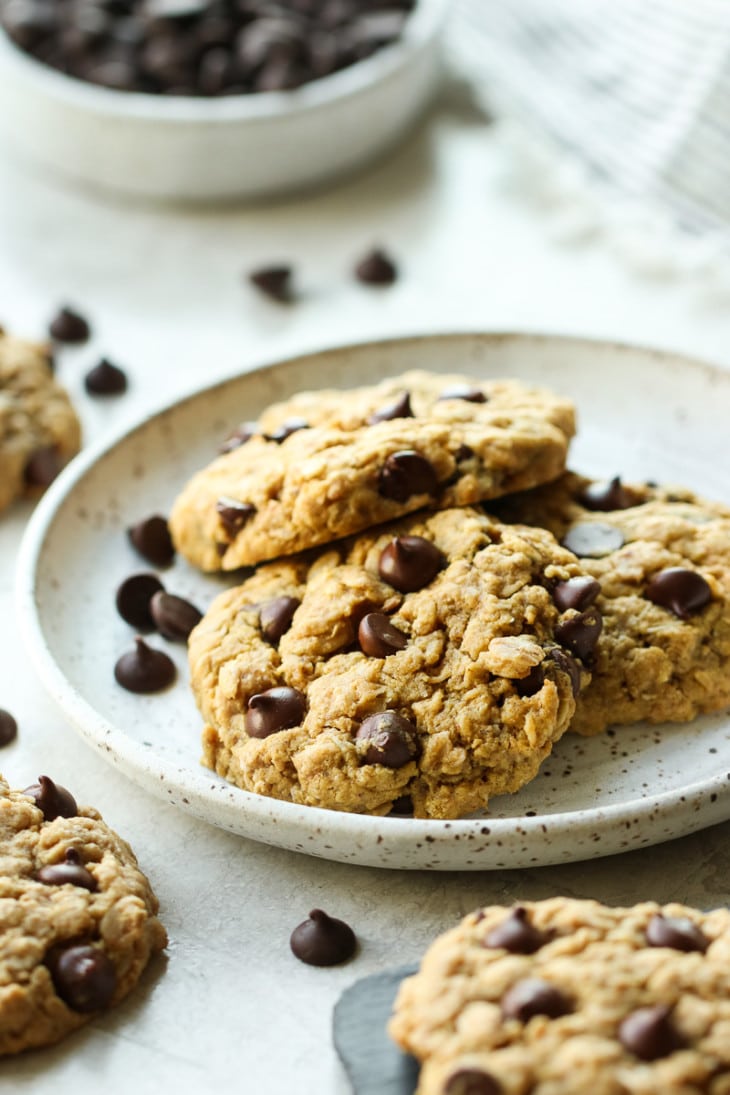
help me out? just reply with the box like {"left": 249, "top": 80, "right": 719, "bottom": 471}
{"left": 128, "top": 515, "right": 175, "bottom": 567}
{"left": 84, "top": 357, "right": 128, "bottom": 395}
{"left": 24, "top": 446, "right": 61, "bottom": 488}
{"left": 290, "top": 909, "right": 357, "bottom": 967}
{"left": 378, "top": 450, "right": 438, "bottom": 502}
{"left": 48, "top": 306, "right": 90, "bottom": 344}
{"left": 36, "top": 850, "right": 98, "bottom": 893}
{"left": 354, "top": 247, "right": 398, "bottom": 286}
{"left": 555, "top": 607, "right": 603, "bottom": 661}
{"left": 437, "top": 384, "right": 487, "bottom": 404}
{"left": 552, "top": 576, "right": 601, "bottom": 612}
{"left": 355, "top": 711, "right": 419, "bottom": 767}
{"left": 219, "top": 421, "right": 259, "bottom": 454}
{"left": 484, "top": 907, "right": 550, "bottom": 954}
{"left": 357, "top": 612, "right": 408, "bottom": 657}
{"left": 513, "top": 664, "right": 544, "bottom": 698}
{"left": 0, "top": 708, "right": 18, "bottom": 747}
{"left": 216, "top": 497, "right": 256, "bottom": 536}
{"left": 378, "top": 535, "right": 443, "bottom": 593}
{"left": 443, "top": 1069, "right": 503, "bottom": 1095}
{"left": 245, "top": 686, "right": 306, "bottom": 738}
{"left": 645, "top": 914, "right": 709, "bottom": 953}
{"left": 23, "top": 776, "right": 78, "bottom": 821}
{"left": 561, "top": 522, "right": 625, "bottom": 558}
{"left": 47, "top": 944, "right": 117, "bottom": 1013}
{"left": 547, "top": 648, "right": 582, "bottom": 696}
{"left": 116, "top": 573, "right": 165, "bottom": 630}
{"left": 149, "top": 591, "right": 202, "bottom": 641}
{"left": 248, "top": 265, "right": 295, "bottom": 303}
{"left": 114, "top": 637, "right": 177, "bottom": 693}
{"left": 259, "top": 596, "right": 300, "bottom": 645}
{"left": 265, "top": 418, "right": 309, "bottom": 443}
{"left": 367, "top": 391, "right": 413, "bottom": 425}
{"left": 578, "top": 476, "right": 637, "bottom": 512}
{"left": 645, "top": 567, "right": 712, "bottom": 619}
{"left": 618, "top": 1004, "right": 683, "bottom": 1060}
{"left": 500, "top": 978, "right": 571, "bottom": 1022}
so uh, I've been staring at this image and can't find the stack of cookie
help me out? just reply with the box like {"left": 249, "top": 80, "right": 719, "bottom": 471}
{"left": 169, "top": 370, "right": 730, "bottom": 819}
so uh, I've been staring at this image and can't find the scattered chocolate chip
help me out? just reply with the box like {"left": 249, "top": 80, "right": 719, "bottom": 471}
{"left": 216, "top": 497, "right": 256, "bottom": 537}
{"left": 36, "top": 852, "right": 98, "bottom": 892}
{"left": 290, "top": 909, "right": 357, "bottom": 966}
{"left": 47, "top": 944, "right": 116, "bottom": 1013}
{"left": 378, "top": 450, "right": 438, "bottom": 502}
{"left": 354, "top": 248, "right": 397, "bottom": 286}
{"left": 552, "top": 576, "right": 601, "bottom": 612}
{"left": 437, "top": 385, "right": 487, "bottom": 403}
{"left": 367, "top": 391, "right": 413, "bottom": 425}
{"left": 23, "top": 776, "right": 78, "bottom": 821}
{"left": 84, "top": 357, "right": 128, "bottom": 395}
{"left": 219, "top": 421, "right": 259, "bottom": 454}
{"left": 115, "top": 573, "right": 165, "bottom": 630}
{"left": 24, "top": 446, "right": 61, "bottom": 488}
{"left": 561, "top": 522, "right": 625, "bottom": 558}
{"left": 0, "top": 708, "right": 18, "bottom": 747}
{"left": 378, "top": 535, "right": 444, "bottom": 593}
{"left": 646, "top": 914, "right": 709, "bottom": 953}
{"left": 618, "top": 1004, "right": 683, "bottom": 1060}
{"left": 266, "top": 417, "right": 310, "bottom": 443}
{"left": 149, "top": 591, "right": 202, "bottom": 641}
{"left": 444, "top": 1069, "right": 502, "bottom": 1095}
{"left": 645, "top": 567, "right": 712, "bottom": 620}
{"left": 555, "top": 608, "right": 603, "bottom": 661}
{"left": 114, "top": 637, "right": 176, "bottom": 693}
{"left": 356, "top": 711, "right": 419, "bottom": 767}
{"left": 49, "top": 306, "right": 90, "bottom": 344}
{"left": 501, "top": 978, "right": 571, "bottom": 1022}
{"left": 547, "top": 648, "right": 582, "bottom": 696}
{"left": 128, "top": 515, "right": 175, "bottom": 567}
{"left": 484, "top": 907, "right": 550, "bottom": 954}
{"left": 455, "top": 443, "right": 474, "bottom": 462}
{"left": 513, "top": 664, "right": 544, "bottom": 698}
{"left": 259, "top": 596, "right": 300, "bottom": 645}
{"left": 249, "top": 265, "right": 294, "bottom": 303}
{"left": 357, "top": 613, "right": 408, "bottom": 658}
{"left": 389, "top": 795, "right": 414, "bottom": 816}
{"left": 245, "top": 686, "right": 306, "bottom": 738}
{"left": 578, "top": 476, "right": 637, "bottom": 511}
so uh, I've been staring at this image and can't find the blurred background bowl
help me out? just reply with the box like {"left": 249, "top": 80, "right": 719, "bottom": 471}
{"left": 0, "top": 0, "right": 447, "bottom": 203}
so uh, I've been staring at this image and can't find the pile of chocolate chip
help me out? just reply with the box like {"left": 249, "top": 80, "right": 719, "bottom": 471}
{"left": 1, "top": 0, "right": 416, "bottom": 96}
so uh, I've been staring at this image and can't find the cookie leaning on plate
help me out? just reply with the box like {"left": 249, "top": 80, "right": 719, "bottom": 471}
{"left": 390, "top": 896, "right": 730, "bottom": 1095}
{"left": 0, "top": 331, "right": 81, "bottom": 513}
{"left": 0, "top": 774, "right": 166, "bottom": 1056}
{"left": 169, "top": 370, "right": 576, "bottom": 570}
{"left": 189, "top": 507, "right": 596, "bottom": 819}
{"left": 490, "top": 472, "right": 730, "bottom": 735}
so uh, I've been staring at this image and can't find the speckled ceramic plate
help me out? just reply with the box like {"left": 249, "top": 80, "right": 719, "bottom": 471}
{"left": 17, "top": 333, "right": 730, "bottom": 870}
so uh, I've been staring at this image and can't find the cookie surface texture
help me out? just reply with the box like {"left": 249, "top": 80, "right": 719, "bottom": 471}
{"left": 189, "top": 507, "right": 593, "bottom": 819}
{"left": 389, "top": 896, "right": 730, "bottom": 1095}
{"left": 0, "top": 332, "right": 81, "bottom": 513}
{"left": 169, "top": 370, "right": 575, "bottom": 570}
{"left": 491, "top": 472, "right": 730, "bottom": 735}
{"left": 0, "top": 775, "right": 167, "bottom": 1056}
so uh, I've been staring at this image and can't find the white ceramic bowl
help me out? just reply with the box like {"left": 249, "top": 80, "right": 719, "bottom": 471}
{"left": 0, "top": 0, "right": 447, "bottom": 203}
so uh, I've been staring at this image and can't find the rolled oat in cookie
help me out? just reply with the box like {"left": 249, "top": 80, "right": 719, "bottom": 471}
{"left": 189, "top": 507, "right": 595, "bottom": 819}
{"left": 169, "top": 370, "right": 575, "bottom": 570}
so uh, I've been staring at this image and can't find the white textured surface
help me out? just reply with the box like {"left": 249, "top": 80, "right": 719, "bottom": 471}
{"left": 1, "top": 94, "right": 730, "bottom": 1091}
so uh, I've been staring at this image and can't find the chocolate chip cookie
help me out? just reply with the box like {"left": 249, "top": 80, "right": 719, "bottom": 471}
{"left": 390, "top": 897, "right": 730, "bottom": 1095}
{"left": 0, "top": 331, "right": 81, "bottom": 513}
{"left": 0, "top": 774, "right": 166, "bottom": 1056}
{"left": 169, "top": 371, "right": 575, "bottom": 570}
{"left": 491, "top": 473, "right": 730, "bottom": 735}
{"left": 189, "top": 507, "right": 596, "bottom": 819}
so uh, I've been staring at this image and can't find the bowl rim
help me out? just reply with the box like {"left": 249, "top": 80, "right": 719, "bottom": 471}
{"left": 0, "top": 0, "right": 449, "bottom": 123}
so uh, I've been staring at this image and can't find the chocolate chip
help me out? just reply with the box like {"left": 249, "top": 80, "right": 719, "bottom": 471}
{"left": 149, "top": 591, "right": 202, "bottom": 641}
{"left": 265, "top": 418, "right": 309, "bottom": 443}
{"left": 114, "top": 637, "right": 176, "bottom": 693}
{"left": 437, "top": 385, "right": 487, "bottom": 403}
{"left": 378, "top": 535, "right": 444, "bottom": 593}
{"left": 355, "top": 711, "right": 419, "bottom": 767}
{"left": 618, "top": 1004, "right": 683, "bottom": 1060}
{"left": 290, "top": 909, "right": 357, "bottom": 966}
{"left": 216, "top": 497, "right": 256, "bottom": 537}
{"left": 259, "top": 596, "right": 300, "bottom": 644}
{"left": 578, "top": 476, "right": 636, "bottom": 511}
{"left": 357, "top": 613, "right": 408, "bottom": 657}
{"left": 128, "top": 515, "right": 175, "bottom": 567}
{"left": 645, "top": 568, "right": 712, "bottom": 620}
{"left": 484, "top": 907, "right": 550, "bottom": 954}
{"left": 646, "top": 914, "right": 709, "bottom": 953}
{"left": 47, "top": 944, "right": 116, "bottom": 1012}
{"left": 367, "top": 391, "right": 413, "bottom": 425}
{"left": 245, "top": 686, "right": 306, "bottom": 738}
{"left": 24, "top": 446, "right": 61, "bottom": 488}
{"left": 378, "top": 451, "right": 438, "bottom": 503}
{"left": 23, "top": 776, "right": 78, "bottom": 821}
{"left": 555, "top": 607, "right": 602, "bottom": 661}
{"left": 36, "top": 853, "right": 98, "bottom": 892}
{"left": 354, "top": 248, "right": 397, "bottom": 286}
{"left": 84, "top": 357, "right": 128, "bottom": 395}
{"left": 548, "top": 648, "right": 582, "bottom": 696}
{"left": 0, "top": 708, "right": 18, "bottom": 747}
{"left": 444, "top": 1069, "right": 502, "bottom": 1095}
{"left": 513, "top": 664, "right": 544, "bottom": 698}
{"left": 219, "top": 421, "right": 259, "bottom": 454}
{"left": 501, "top": 978, "right": 571, "bottom": 1022}
{"left": 49, "top": 306, "right": 90, "bottom": 344}
{"left": 115, "top": 573, "right": 165, "bottom": 630}
{"left": 389, "top": 795, "right": 414, "bottom": 816}
{"left": 552, "top": 576, "right": 601, "bottom": 612}
{"left": 249, "top": 265, "right": 294, "bottom": 303}
{"left": 561, "top": 523, "right": 625, "bottom": 558}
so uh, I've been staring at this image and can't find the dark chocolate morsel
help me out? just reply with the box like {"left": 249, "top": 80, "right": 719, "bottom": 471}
{"left": 578, "top": 476, "right": 637, "bottom": 511}
{"left": 513, "top": 663, "right": 544, "bottom": 698}
{"left": 555, "top": 608, "right": 603, "bottom": 661}
{"left": 149, "top": 591, "right": 202, "bottom": 641}
{"left": 378, "top": 535, "right": 444, "bottom": 593}
{"left": 378, "top": 450, "right": 438, "bottom": 502}
{"left": 645, "top": 567, "right": 712, "bottom": 620}
{"left": 548, "top": 648, "right": 582, "bottom": 696}
{"left": 437, "top": 385, "right": 487, "bottom": 404}
{"left": 259, "top": 596, "right": 300, "bottom": 644}
{"left": 23, "top": 776, "right": 78, "bottom": 821}
{"left": 646, "top": 914, "right": 709, "bottom": 953}
{"left": 561, "top": 523, "right": 625, "bottom": 558}
{"left": 36, "top": 856, "right": 98, "bottom": 892}
{"left": 84, "top": 357, "right": 128, "bottom": 396}
{"left": 358, "top": 613, "right": 408, "bottom": 657}
{"left": 49, "top": 306, "right": 90, "bottom": 344}
{"left": 128, "top": 515, "right": 175, "bottom": 567}
{"left": 216, "top": 497, "right": 256, "bottom": 537}
{"left": 444, "top": 1069, "right": 502, "bottom": 1095}
{"left": 249, "top": 265, "right": 294, "bottom": 303}
{"left": 552, "top": 576, "right": 601, "bottom": 612}
{"left": 484, "top": 907, "right": 550, "bottom": 954}
{"left": 501, "top": 978, "right": 571, "bottom": 1022}
{"left": 219, "top": 421, "right": 259, "bottom": 454}
{"left": 265, "top": 417, "right": 309, "bottom": 443}
{"left": 618, "top": 1004, "right": 683, "bottom": 1060}
{"left": 0, "top": 707, "right": 18, "bottom": 747}
{"left": 114, "top": 637, "right": 177, "bottom": 693}
{"left": 245, "top": 686, "right": 306, "bottom": 738}
{"left": 115, "top": 573, "right": 165, "bottom": 631}
{"left": 24, "top": 446, "right": 61, "bottom": 488}
{"left": 355, "top": 711, "right": 419, "bottom": 767}
{"left": 389, "top": 795, "right": 414, "bottom": 816}
{"left": 290, "top": 909, "right": 357, "bottom": 966}
{"left": 367, "top": 391, "right": 413, "bottom": 425}
{"left": 48, "top": 945, "right": 116, "bottom": 1012}
{"left": 354, "top": 248, "right": 397, "bottom": 286}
